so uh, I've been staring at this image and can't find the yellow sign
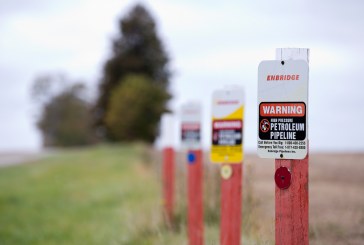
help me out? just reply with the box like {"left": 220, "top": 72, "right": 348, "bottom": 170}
{"left": 210, "top": 88, "right": 244, "bottom": 164}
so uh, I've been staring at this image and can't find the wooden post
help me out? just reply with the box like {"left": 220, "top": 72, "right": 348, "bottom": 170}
{"left": 211, "top": 88, "right": 244, "bottom": 245}
{"left": 162, "top": 147, "right": 175, "bottom": 227}
{"left": 187, "top": 149, "right": 203, "bottom": 245}
{"left": 160, "top": 114, "right": 175, "bottom": 227}
{"left": 275, "top": 48, "right": 309, "bottom": 245}
{"left": 220, "top": 164, "right": 242, "bottom": 245}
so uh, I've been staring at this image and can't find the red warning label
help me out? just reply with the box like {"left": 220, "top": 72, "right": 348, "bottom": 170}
{"left": 259, "top": 102, "right": 306, "bottom": 141}
{"left": 182, "top": 123, "right": 200, "bottom": 130}
{"left": 212, "top": 120, "right": 242, "bottom": 146}
{"left": 260, "top": 103, "right": 305, "bottom": 117}
{"left": 181, "top": 123, "right": 200, "bottom": 142}
{"left": 213, "top": 120, "right": 242, "bottom": 130}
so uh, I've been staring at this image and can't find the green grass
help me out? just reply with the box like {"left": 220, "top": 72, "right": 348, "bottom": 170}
{"left": 0, "top": 144, "right": 180, "bottom": 245}
{"left": 0, "top": 144, "right": 274, "bottom": 245}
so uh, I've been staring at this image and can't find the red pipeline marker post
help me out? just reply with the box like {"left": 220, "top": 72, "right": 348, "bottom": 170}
{"left": 210, "top": 88, "right": 244, "bottom": 245}
{"left": 162, "top": 147, "right": 175, "bottom": 227}
{"left": 187, "top": 149, "right": 204, "bottom": 245}
{"left": 220, "top": 164, "right": 242, "bottom": 245}
{"left": 160, "top": 113, "right": 175, "bottom": 227}
{"left": 275, "top": 48, "right": 309, "bottom": 245}
{"left": 181, "top": 102, "right": 203, "bottom": 245}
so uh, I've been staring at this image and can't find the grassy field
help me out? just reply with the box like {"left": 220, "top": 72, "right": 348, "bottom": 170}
{"left": 0, "top": 144, "right": 186, "bottom": 245}
{"left": 1, "top": 144, "right": 363, "bottom": 244}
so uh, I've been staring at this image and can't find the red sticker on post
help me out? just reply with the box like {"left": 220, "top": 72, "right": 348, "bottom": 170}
{"left": 274, "top": 166, "right": 291, "bottom": 189}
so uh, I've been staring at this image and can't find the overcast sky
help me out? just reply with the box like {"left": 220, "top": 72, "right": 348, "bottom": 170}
{"left": 1, "top": 0, "right": 364, "bottom": 152}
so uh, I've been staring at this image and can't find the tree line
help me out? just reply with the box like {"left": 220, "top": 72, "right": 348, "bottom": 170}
{"left": 32, "top": 4, "right": 171, "bottom": 147}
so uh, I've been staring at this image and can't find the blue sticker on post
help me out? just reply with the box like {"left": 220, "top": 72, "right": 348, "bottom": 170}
{"left": 188, "top": 152, "right": 196, "bottom": 164}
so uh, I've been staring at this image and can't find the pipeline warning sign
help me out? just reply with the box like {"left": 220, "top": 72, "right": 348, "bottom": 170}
{"left": 212, "top": 120, "right": 242, "bottom": 145}
{"left": 181, "top": 123, "right": 200, "bottom": 143}
{"left": 181, "top": 102, "right": 201, "bottom": 149}
{"left": 210, "top": 88, "right": 244, "bottom": 164}
{"left": 258, "top": 60, "right": 308, "bottom": 159}
{"left": 259, "top": 102, "right": 306, "bottom": 140}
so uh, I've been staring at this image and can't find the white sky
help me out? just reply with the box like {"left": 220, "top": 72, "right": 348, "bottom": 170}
{"left": 1, "top": 0, "right": 364, "bottom": 152}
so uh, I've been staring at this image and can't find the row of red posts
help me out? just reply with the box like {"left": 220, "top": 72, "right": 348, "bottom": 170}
{"left": 161, "top": 48, "right": 309, "bottom": 245}
{"left": 162, "top": 147, "right": 243, "bottom": 245}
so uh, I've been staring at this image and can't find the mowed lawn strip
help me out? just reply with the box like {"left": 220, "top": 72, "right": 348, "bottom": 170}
{"left": 0, "top": 144, "right": 163, "bottom": 245}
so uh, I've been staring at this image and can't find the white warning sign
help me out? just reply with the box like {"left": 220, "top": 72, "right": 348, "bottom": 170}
{"left": 180, "top": 102, "right": 202, "bottom": 149}
{"left": 210, "top": 87, "right": 244, "bottom": 164}
{"left": 258, "top": 60, "right": 308, "bottom": 159}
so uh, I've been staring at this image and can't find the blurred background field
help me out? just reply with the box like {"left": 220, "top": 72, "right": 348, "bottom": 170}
{"left": 1, "top": 144, "right": 363, "bottom": 244}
